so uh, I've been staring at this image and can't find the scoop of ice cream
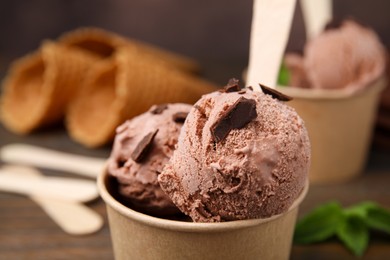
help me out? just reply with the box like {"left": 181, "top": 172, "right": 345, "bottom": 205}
{"left": 158, "top": 80, "right": 311, "bottom": 222}
{"left": 107, "top": 103, "right": 192, "bottom": 216}
{"left": 284, "top": 53, "right": 311, "bottom": 88}
{"left": 285, "top": 20, "right": 386, "bottom": 92}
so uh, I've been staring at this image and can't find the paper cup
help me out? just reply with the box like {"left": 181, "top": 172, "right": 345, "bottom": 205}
{"left": 98, "top": 168, "right": 308, "bottom": 260}
{"left": 276, "top": 77, "right": 387, "bottom": 184}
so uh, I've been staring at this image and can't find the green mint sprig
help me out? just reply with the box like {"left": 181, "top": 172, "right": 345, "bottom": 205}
{"left": 294, "top": 201, "right": 390, "bottom": 257}
{"left": 277, "top": 61, "right": 290, "bottom": 86}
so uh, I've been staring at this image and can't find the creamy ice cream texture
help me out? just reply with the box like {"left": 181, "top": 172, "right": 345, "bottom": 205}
{"left": 285, "top": 20, "right": 386, "bottom": 92}
{"left": 108, "top": 103, "right": 192, "bottom": 216}
{"left": 158, "top": 80, "right": 311, "bottom": 222}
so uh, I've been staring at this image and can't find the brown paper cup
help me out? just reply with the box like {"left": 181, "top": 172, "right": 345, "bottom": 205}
{"left": 98, "top": 168, "right": 308, "bottom": 260}
{"left": 66, "top": 47, "right": 217, "bottom": 148}
{"left": 0, "top": 41, "right": 98, "bottom": 134}
{"left": 276, "top": 77, "right": 387, "bottom": 184}
{"left": 59, "top": 27, "right": 200, "bottom": 73}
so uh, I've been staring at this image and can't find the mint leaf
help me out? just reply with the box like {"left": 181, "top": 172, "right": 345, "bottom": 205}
{"left": 277, "top": 62, "right": 290, "bottom": 86}
{"left": 366, "top": 204, "right": 390, "bottom": 234}
{"left": 343, "top": 201, "right": 377, "bottom": 218}
{"left": 294, "top": 201, "right": 390, "bottom": 257}
{"left": 344, "top": 201, "right": 390, "bottom": 234}
{"left": 294, "top": 202, "right": 343, "bottom": 244}
{"left": 336, "top": 215, "right": 369, "bottom": 257}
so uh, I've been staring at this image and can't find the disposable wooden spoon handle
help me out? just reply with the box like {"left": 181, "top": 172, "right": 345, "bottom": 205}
{"left": 0, "top": 165, "right": 103, "bottom": 235}
{"left": 0, "top": 171, "right": 98, "bottom": 202}
{"left": 32, "top": 196, "right": 104, "bottom": 235}
{"left": 246, "top": 0, "right": 297, "bottom": 89}
{"left": 300, "top": 0, "right": 332, "bottom": 39}
{"left": 0, "top": 144, "right": 106, "bottom": 178}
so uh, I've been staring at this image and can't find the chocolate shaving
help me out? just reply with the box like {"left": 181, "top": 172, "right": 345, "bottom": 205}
{"left": 238, "top": 89, "right": 246, "bottom": 94}
{"left": 131, "top": 129, "right": 159, "bottom": 162}
{"left": 220, "top": 78, "right": 241, "bottom": 93}
{"left": 259, "top": 84, "right": 292, "bottom": 101}
{"left": 150, "top": 104, "right": 168, "bottom": 114}
{"left": 210, "top": 97, "right": 257, "bottom": 143}
{"left": 247, "top": 86, "right": 253, "bottom": 91}
{"left": 172, "top": 112, "right": 188, "bottom": 123}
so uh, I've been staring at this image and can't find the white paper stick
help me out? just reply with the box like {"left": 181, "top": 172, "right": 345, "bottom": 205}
{"left": 0, "top": 144, "right": 106, "bottom": 178}
{"left": 1, "top": 165, "right": 103, "bottom": 235}
{"left": 247, "top": 0, "right": 297, "bottom": 89}
{"left": 0, "top": 168, "right": 99, "bottom": 202}
{"left": 300, "top": 0, "right": 332, "bottom": 39}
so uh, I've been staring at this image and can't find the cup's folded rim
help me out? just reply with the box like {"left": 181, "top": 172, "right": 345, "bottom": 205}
{"left": 98, "top": 165, "right": 309, "bottom": 233}
{"left": 275, "top": 76, "right": 387, "bottom": 100}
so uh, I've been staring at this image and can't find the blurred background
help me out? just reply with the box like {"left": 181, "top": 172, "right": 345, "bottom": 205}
{"left": 0, "top": 0, "right": 389, "bottom": 149}
{"left": 0, "top": 0, "right": 389, "bottom": 82}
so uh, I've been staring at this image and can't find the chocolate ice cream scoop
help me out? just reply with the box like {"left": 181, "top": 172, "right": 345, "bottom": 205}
{"left": 107, "top": 103, "right": 192, "bottom": 216}
{"left": 158, "top": 80, "right": 311, "bottom": 222}
{"left": 285, "top": 20, "right": 386, "bottom": 92}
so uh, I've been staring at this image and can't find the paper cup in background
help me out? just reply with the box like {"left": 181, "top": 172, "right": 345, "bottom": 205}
{"left": 276, "top": 77, "right": 387, "bottom": 184}
{"left": 98, "top": 168, "right": 308, "bottom": 260}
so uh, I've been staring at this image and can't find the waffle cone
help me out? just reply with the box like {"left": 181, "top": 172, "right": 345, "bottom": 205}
{"left": 66, "top": 46, "right": 217, "bottom": 147}
{"left": 0, "top": 41, "right": 98, "bottom": 134}
{"left": 59, "top": 27, "right": 199, "bottom": 72}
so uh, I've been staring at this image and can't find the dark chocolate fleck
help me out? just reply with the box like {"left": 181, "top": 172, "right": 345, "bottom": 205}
{"left": 259, "top": 84, "right": 292, "bottom": 101}
{"left": 131, "top": 129, "right": 159, "bottom": 162}
{"left": 150, "top": 104, "right": 168, "bottom": 114}
{"left": 210, "top": 97, "right": 257, "bottom": 143}
{"left": 172, "top": 112, "right": 188, "bottom": 123}
{"left": 118, "top": 159, "right": 127, "bottom": 168}
{"left": 238, "top": 89, "right": 246, "bottom": 94}
{"left": 220, "top": 78, "right": 241, "bottom": 93}
{"left": 194, "top": 104, "right": 206, "bottom": 115}
{"left": 247, "top": 86, "right": 253, "bottom": 91}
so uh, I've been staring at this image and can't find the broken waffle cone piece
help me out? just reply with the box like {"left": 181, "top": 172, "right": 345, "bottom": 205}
{"left": 66, "top": 46, "right": 217, "bottom": 147}
{"left": 59, "top": 27, "right": 200, "bottom": 73}
{"left": 0, "top": 41, "right": 98, "bottom": 134}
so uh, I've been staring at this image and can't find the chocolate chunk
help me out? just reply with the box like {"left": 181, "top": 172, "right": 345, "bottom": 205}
{"left": 259, "top": 84, "right": 292, "bottom": 101}
{"left": 173, "top": 112, "right": 188, "bottom": 123}
{"left": 150, "top": 104, "right": 168, "bottom": 114}
{"left": 131, "top": 129, "right": 159, "bottom": 162}
{"left": 220, "top": 78, "right": 241, "bottom": 93}
{"left": 210, "top": 97, "right": 257, "bottom": 143}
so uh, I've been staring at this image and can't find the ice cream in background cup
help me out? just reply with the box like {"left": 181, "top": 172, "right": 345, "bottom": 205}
{"left": 98, "top": 84, "right": 311, "bottom": 259}
{"left": 276, "top": 20, "right": 387, "bottom": 184}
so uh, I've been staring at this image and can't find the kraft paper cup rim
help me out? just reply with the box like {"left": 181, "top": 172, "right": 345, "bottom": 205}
{"left": 275, "top": 76, "right": 387, "bottom": 100}
{"left": 98, "top": 166, "right": 309, "bottom": 233}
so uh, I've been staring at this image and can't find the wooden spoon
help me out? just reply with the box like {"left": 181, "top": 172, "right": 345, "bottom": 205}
{"left": 300, "top": 0, "right": 332, "bottom": 39}
{"left": 0, "top": 168, "right": 99, "bottom": 202}
{"left": 0, "top": 165, "right": 103, "bottom": 235}
{"left": 0, "top": 143, "right": 106, "bottom": 178}
{"left": 246, "top": 0, "right": 298, "bottom": 89}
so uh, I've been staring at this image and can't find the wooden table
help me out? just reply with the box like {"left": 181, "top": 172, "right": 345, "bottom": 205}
{"left": 0, "top": 61, "right": 389, "bottom": 259}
